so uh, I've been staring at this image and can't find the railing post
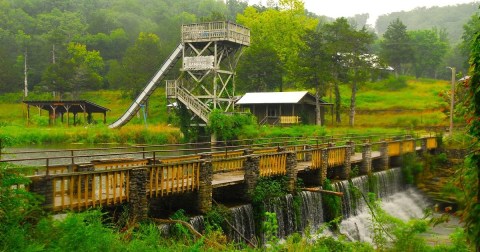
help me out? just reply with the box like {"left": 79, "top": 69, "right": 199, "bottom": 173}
{"left": 379, "top": 141, "right": 389, "bottom": 171}
{"left": 319, "top": 148, "right": 329, "bottom": 184}
{"left": 128, "top": 168, "right": 149, "bottom": 221}
{"left": 285, "top": 151, "right": 297, "bottom": 194}
{"left": 361, "top": 142, "right": 372, "bottom": 175}
{"left": 198, "top": 154, "right": 213, "bottom": 214}
{"left": 243, "top": 150, "right": 260, "bottom": 201}
{"left": 421, "top": 137, "right": 428, "bottom": 156}
{"left": 29, "top": 176, "right": 54, "bottom": 210}
{"left": 340, "top": 146, "right": 352, "bottom": 180}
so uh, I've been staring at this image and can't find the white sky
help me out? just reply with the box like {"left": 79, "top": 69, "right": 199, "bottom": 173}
{"left": 248, "top": 0, "right": 478, "bottom": 25}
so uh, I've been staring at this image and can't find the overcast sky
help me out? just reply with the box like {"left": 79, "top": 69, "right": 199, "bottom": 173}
{"left": 248, "top": 0, "right": 478, "bottom": 25}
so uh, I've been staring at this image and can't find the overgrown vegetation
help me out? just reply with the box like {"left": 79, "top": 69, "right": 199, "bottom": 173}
{"left": 208, "top": 110, "right": 257, "bottom": 142}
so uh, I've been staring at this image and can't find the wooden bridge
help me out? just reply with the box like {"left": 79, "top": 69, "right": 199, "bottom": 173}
{"left": 1, "top": 135, "right": 438, "bottom": 218}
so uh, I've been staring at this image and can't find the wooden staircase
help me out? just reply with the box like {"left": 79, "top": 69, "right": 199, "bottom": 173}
{"left": 166, "top": 81, "right": 211, "bottom": 123}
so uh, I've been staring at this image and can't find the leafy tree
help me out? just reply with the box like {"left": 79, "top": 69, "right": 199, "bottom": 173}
{"left": 345, "top": 27, "right": 375, "bottom": 127}
{"left": 237, "top": 0, "right": 318, "bottom": 91}
{"left": 409, "top": 29, "right": 449, "bottom": 79}
{"left": 236, "top": 45, "right": 282, "bottom": 93}
{"left": 40, "top": 43, "right": 104, "bottom": 98}
{"left": 298, "top": 27, "right": 332, "bottom": 125}
{"left": 322, "top": 18, "right": 355, "bottom": 123}
{"left": 112, "top": 32, "right": 164, "bottom": 98}
{"left": 380, "top": 18, "right": 413, "bottom": 77}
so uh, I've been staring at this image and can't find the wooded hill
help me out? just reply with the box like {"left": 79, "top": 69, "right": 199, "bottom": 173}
{"left": 375, "top": 2, "right": 478, "bottom": 44}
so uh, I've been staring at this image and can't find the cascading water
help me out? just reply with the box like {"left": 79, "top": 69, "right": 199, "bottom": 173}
{"left": 229, "top": 204, "right": 256, "bottom": 244}
{"left": 189, "top": 215, "right": 205, "bottom": 233}
{"left": 335, "top": 168, "right": 430, "bottom": 242}
{"left": 298, "top": 191, "right": 324, "bottom": 232}
{"left": 264, "top": 194, "right": 298, "bottom": 238}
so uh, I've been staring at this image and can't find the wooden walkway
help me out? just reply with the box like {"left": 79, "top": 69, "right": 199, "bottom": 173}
{"left": 5, "top": 136, "right": 438, "bottom": 212}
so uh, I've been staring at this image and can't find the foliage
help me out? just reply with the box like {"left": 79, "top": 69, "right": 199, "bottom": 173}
{"left": 380, "top": 75, "right": 408, "bottom": 91}
{"left": 263, "top": 212, "right": 279, "bottom": 247}
{"left": 380, "top": 18, "right": 413, "bottom": 77}
{"left": 376, "top": 3, "right": 478, "bottom": 44}
{"left": 322, "top": 179, "right": 342, "bottom": 224}
{"left": 204, "top": 205, "right": 231, "bottom": 233}
{"left": 464, "top": 12, "right": 480, "bottom": 249}
{"left": 208, "top": 110, "right": 257, "bottom": 142}
{"left": 237, "top": 0, "right": 318, "bottom": 91}
{"left": 0, "top": 163, "right": 44, "bottom": 251}
{"left": 402, "top": 153, "right": 424, "bottom": 185}
{"left": 409, "top": 29, "right": 449, "bottom": 79}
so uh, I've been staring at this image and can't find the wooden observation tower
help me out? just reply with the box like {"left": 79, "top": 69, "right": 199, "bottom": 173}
{"left": 166, "top": 21, "right": 250, "bottom": 124}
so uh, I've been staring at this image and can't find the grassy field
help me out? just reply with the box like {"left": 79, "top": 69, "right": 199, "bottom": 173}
{"left": 0, "top": 76, "right": 453, "bottom": 146}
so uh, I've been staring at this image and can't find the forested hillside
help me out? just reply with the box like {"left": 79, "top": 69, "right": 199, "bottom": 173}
{"left": 375, "top": 2, "right": 478, "bottom": 44}
{"left": 0, "top": 0, "right": 478, "bottom": 114}
{"left": 0, "top": 0, "right": 249, "bottom": 96}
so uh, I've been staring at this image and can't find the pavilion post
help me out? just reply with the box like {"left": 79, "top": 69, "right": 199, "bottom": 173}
{"left": 103, "top": 112, "right": 106, "bottom": 124}
{"left": 27, "top": 104, "right": 30, "bottom": 126}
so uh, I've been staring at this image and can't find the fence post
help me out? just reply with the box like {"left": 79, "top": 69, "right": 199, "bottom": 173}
{"left": 421, "top": 137, "right": 428, "bottom": 156}
{"left": 379, "top": 141, "right": 389, "bottom": 171}
{"left": 319, "top": 148, "right": 329, "bottom": 184}
{"left": 360, "top": 142, "right": 372, "bottom": 175}
{"left": 243, "top": 151, "right": 260, "bottom": 201}
{"left": 285, "top": 151, "right": 297, "bottom": 194}
{"left": 340, "top": 146, "right": 352, "bottom": 180}
{"left": 198, "top": 154, "right": 213, "bottom": 214}
{"left": 29, "top": 176, "right": 54, "bottom": 210}
{"left": 128, "top": 168, "right": 149, "bottom": 221}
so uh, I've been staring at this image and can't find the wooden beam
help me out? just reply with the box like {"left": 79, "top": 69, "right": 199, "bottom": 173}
{"left": 300, "top": 187, "right": 344, "bottom": 197}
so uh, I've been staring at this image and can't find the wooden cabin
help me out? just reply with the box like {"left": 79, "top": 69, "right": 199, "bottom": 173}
{"left": 235, "top": 91, "right": 332, "bottom": 125}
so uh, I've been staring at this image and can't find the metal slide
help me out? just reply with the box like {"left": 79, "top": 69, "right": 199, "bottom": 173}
{"left": 109, "top": 43, "right": 184, "bottom": 128}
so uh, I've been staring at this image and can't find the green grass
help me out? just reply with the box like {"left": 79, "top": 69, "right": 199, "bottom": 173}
{"left": 0, "top": 76, "right": 454, "bottom": 146}
{"left": 338, "top": 77, "right": 449, "bottom": 110}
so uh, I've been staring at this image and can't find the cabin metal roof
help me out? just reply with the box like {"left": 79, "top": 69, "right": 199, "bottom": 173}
{"left": 236, "top": 91, "right": 328, "bottom": 105}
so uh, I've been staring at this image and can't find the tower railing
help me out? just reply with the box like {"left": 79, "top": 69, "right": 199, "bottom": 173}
{"left": 181, "top": 21, "right": 250, "bottom": 46}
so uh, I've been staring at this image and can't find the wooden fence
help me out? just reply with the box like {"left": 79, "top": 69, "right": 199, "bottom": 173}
{"left": 259, "top": 152, "right": 287, "bottom": 177}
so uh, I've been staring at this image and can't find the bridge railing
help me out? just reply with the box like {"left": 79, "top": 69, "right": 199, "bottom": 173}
{"left": 147, "top": 160, "right": 201, "bottom": 197}
{"left": 327, "top": 146, "right": 347, "bottom": 168}
{"left": 44, "top": 168, "right": 130, "bottom": 211}
{"left": 259, "top": 152, "right": 287, "bottom": 177}
{"left": 212, "top": 150, "right": 246, "bottom": 173}
{"left": 426, "top": 137, "right": 438, "bottom": 149}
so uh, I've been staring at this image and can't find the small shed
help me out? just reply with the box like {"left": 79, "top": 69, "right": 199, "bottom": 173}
{"left": 23, "top": 100, "right": 110, "bottom": 126}
{"left": 235, "top": 91, "right": 332, "bottom": 125}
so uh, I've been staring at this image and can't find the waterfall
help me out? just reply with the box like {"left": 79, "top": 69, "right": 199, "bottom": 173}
{"left": 230, "top": 204, "right": 256, "bottom": 244}
{"left": 334, "top": 168, "right": 430, "bottom": 242}
{"left": 299, "top": 191, "right": 324, "bottom": 232}
{"left": 264, "top": 194, "right": 298, "bottom": 238}
{"left": 189, "top": 215, "right": 205, "bottom": 233}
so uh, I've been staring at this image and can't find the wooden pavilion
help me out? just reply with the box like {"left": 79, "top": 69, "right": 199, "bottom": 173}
{"left": 24, "top": 100, "right": 109, "bottom": 126}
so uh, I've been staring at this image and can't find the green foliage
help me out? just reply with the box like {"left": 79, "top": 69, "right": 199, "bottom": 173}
{"left": 263, "top": 212, "right": 279, "bottom": 246}
{"left": 402, "top": 153, "right": 424, "bottom": 185}
{"left": 208, "top": 110, "right": 257, "bottom": 142}
{"left": 169, "top": 209, "right": 192, "bottom": 241}
{"left": 322, "top": 179, "right": 341, "bottom": 224}
{"left": 381, "top": 75, "right": 408, "bottom": 91}
{"left": 0, "top": 163, "right": 44, "bottom": 251}
{"left": 204, "top": 205, "right": 231, "bottom": 233}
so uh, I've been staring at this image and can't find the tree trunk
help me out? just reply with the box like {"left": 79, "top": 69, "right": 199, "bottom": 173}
{"left": 334, "top": 81, "right": 341, "bottom": 123}
{"left": 349, "top": 69, "right": 357, "bottom": 127}
{"left": 315, "top": 85, "right": 321, "bottom": 125}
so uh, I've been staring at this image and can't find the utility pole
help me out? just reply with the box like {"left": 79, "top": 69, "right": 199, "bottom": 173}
{"left": 24, "top": 50, "right": 28, "bottom": 97}
{"left": 447, "top": 67, "right": 455, "bottom": 137}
